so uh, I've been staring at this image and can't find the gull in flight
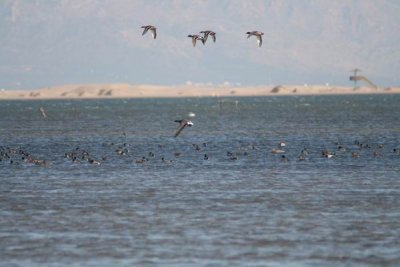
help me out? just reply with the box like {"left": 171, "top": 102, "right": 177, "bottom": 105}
{"left": 141, "top": 25, "right": 157, "bottom": 39}
{"left": 174, "top": 119, "right": 194, "bottom": 137}
{"left": 246, "top": 31, "right": 264, "bottom": 47}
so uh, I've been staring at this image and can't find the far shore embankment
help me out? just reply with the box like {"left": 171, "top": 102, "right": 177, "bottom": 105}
{"left": 0, "top": 84, "right": 398, "bottom": 100}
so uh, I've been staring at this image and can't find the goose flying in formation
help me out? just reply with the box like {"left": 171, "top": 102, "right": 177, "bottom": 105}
{"left": 141, "top": 25, "right": 157, "bottom": 39}
{"left": 139, "top": 26, "right": 265, "bottom": 49}
{"left": 246, "top": 31, "right": 264, "bottom": 47}
{"left": 174, "top": 119, "right": 194, "bottom": 137}
{"left": 187, "top": 35, "right": 205, "bottom": 47}
{"left": 200, "top": 30, "right": 216, "bottom": 43}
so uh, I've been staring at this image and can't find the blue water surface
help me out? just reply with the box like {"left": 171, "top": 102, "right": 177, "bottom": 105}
{"left": 0, "top": 95, "right": 399, "bottom": 266}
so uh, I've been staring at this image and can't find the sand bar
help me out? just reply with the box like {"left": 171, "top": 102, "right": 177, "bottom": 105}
{"left": 0, "top": 84, "right": 398, "bottom": 100}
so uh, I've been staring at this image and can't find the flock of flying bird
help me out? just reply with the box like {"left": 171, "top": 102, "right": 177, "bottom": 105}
{"left": 141, "top": 25, "right": 265, "bottom": 47}
{"left": 140, "top": 26, "right": 257, "bottom": 135}
{"left": 141, "top": 25, "right": 264, "bottom": 137}
{"left": 141, "top": 24, "right": 264, "bottom": 136}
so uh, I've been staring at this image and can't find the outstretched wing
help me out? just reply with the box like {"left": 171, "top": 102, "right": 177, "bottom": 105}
{"left": 150, "top": 28, "right": 157, "bottom": 39}
{"left": 192, "top": 37, "right": 196, "bottom": 47}
{"left": 211, "top": 33, "right": 216, "bottom": 43}
{"left": 174, "top": 122, "right": 187, "bottom": 137}
{"left": 257, "top": 36, "right": 262, "bottom": 47}
{"left": 203, "top": 32, "right": 209, "bottom": 43}
{"left": 142, "top": 26, "right": 149, "bottom": 36}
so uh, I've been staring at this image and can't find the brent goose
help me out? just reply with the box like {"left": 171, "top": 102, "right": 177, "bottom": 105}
{"left": 188, "top": 35, "right": 205, "bottom": 47}
{"left": 200, "top": 30, "right": 216, "bottom": 43}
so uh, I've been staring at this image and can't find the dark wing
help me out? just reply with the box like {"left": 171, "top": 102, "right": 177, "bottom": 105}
{"left": 257, "top": 35, "right": 262, "bottom": 47}
{"left": 174, "top": 122, "right": 187, "bottom": 137}
{"left": 192, "top": 37, "right": 196, "bottom": 47}
{"left": 202, "top": 32, "right": 209, "bottom": 43}
{"left": 211, "top": 33, "right": 216, "bottom": 43}
{"left": 142, "top": 26, "right": 149, "bottom": 36}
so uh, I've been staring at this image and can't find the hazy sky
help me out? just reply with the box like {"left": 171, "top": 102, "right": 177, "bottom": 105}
{"left": 1, "top": 0, "right": 399, "bottom": 89}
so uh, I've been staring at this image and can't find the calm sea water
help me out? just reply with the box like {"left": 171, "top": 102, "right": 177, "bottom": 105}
{"left": 1, "top": 95, "right": 399, "bottom": 266}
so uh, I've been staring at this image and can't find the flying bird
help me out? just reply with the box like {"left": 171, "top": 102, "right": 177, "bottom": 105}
{"left": 187, "top": 35, "right": 205, "bottom": 47}
{"left": 246, "top": 31, "right": 264, "bottom": 47}
{"left": 174, "top": 119, "right": 194, "bottom": 137}
{"left": 141, "top": 25, "right": 157, "bottom": 39}
{"left": 200, "top": 30, "right": 216, "bottom": 43}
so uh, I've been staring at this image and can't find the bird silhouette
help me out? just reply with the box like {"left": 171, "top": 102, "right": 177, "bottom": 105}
{"left": 246, "top": 31, "right": 264, "bottom": 47}
{"left": 188, "top": 35, "right": 205, "bottom": 47}
{"left": 200, "top": 30, "right": 216, "bottom": 43}
{"left": 141, "top": 25, "right": 157, "bottom": 39}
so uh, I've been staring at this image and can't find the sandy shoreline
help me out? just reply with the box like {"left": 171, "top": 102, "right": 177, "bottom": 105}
{"left": 0, "top": 84, "right": 398, "bottom": 100}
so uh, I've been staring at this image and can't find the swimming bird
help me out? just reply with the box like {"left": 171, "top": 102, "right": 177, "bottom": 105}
{"left": 281, "top": 155, "right": 289, "bottom": 162}
{"left": 88, "top": 158, "right": 101, "bottom": 165}
{"left": 322, "top": 149, "right": 334, "bottom": 158}
{"left": 200, "top": 30, "right": 216, "bottom": 43}
{"left": 135, "top": 157, "right": 147, "bottom": 164}
{"left": 229, "top": 155, "right": 238, "bottom": 160}
{"left": 188, "top": 35, "right": 205, "bottom": 47}
{"left": 192, "top": 143, "right": 201, "bottom": 151}
{"left": 115, "top": 147, "right": 128, "bottom": 156}
{"left": 174, "top": 119, "right": 194, "bottom": 137}
{"left": 141, "top": 25, "right": 157, "bottom": 39}
{"left": 298, "top": 154, "right": 306, "bottom": 161}
{"left": 373, "top": 150, "right": 382, "bottom": 157}
{"left": 246, "top": 31, "right": 264, "bottom": 47}
{"left": 272, "top": 148, "right": 285, "bottom": 154}
{"left": 161, "top": 157, "right": 172, "bottom": 164}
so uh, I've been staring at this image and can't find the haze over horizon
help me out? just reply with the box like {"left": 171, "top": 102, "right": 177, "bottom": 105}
{"left": 1, "top": 0, "right": 399, "bottom": 89}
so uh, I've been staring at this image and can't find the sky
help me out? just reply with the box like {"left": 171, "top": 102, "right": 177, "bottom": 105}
{"left": 1, "top": 0, "right": 399, "bottom": 89}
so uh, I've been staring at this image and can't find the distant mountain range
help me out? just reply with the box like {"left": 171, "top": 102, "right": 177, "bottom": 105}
{"left": 1, "top": 0, "right": 399, "bottom": 89}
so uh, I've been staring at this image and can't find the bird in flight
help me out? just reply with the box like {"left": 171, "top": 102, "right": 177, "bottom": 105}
{"left": 141, "top": 25, "right": 157, "bottom": 39}
{"left": 188, "top": 35, "right": 205, "bottom": 47}
{"left": 200, "top": 30, "right": 216, "bottom": 43}
{"left": 246, "top": 31, "right": 264, "bottom": 47}
{"left": 174, "top": 119, "right": 194, "bottom": 137}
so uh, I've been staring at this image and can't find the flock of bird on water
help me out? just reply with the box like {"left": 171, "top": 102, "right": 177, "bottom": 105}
{"left": 141, "top": 25, "right": 265, "bottom": 47}
{"left": 1, "top": 136, "right": 399, "bottom": 167}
